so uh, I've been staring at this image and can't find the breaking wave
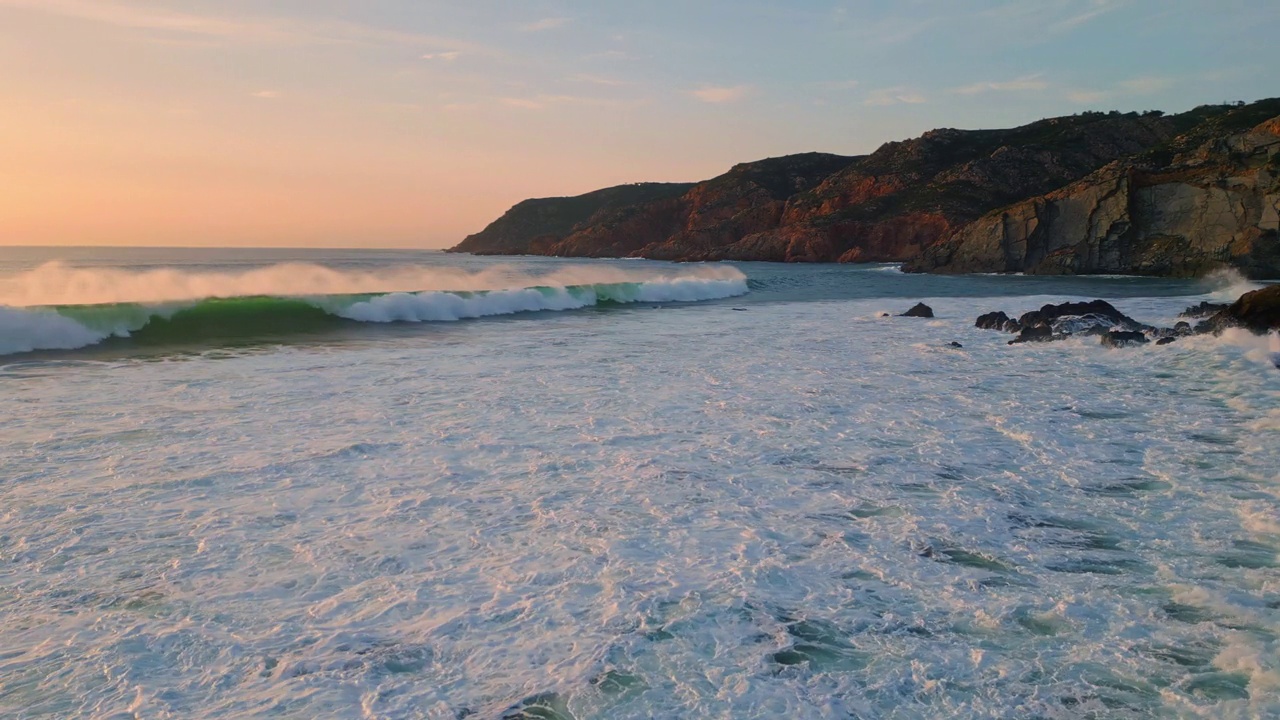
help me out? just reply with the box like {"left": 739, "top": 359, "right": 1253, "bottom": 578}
{"left": 0, "top": 264, "right": 748, "bottom": 356}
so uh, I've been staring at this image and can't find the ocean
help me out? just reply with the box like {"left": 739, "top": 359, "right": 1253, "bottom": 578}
{"left": 1, "top": 247, "right": 1277, "bottom": 719}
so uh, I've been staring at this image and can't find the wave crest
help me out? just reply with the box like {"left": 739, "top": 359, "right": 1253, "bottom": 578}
{"left": 0, "top": 266, "right": 749, "bottom": 356}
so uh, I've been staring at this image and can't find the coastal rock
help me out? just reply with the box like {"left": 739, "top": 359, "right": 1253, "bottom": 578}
{"left": 1196, "top": 284, "right": 1280, "bottom": 334}
{"left": 1180, "top": 301, "right": 1229, "bottom": 318}
{"left": 1017, "top": 300, "right": 1142, "bottom": 333}
{"left": 454, "top": 98, "right": 1280, "bottom": 279}
{"left": 1101, "top": 330, "right": 1150, "bottom": 348}
{"left": 1157, "top": 337, "right": 1178, "bottom": 345}
{"left": 450, "top": 183, "right": 695, "bottom": 255}
{"left": 901, "top": 303, "right": 934, "bottom": 318}
{"left": 1009, "top": 324, "right": 1056, "bottom": 344}
{"left": 909, "top": 102, "right": 1280, "bottom": 278}
{"left": 975, "top": 311, "right": 1020, "bottom": 332}
{"left": 994, "top": 299, "right": 1155, "bottom": 345}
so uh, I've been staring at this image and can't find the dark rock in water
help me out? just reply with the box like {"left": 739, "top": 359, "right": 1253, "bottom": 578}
{"left": 1174, "top": 321, "right": 1193, "bottom": 335}
{"left": 900, "top": 302, "right": 934, "bottom": 318}
{"left": 1019, "top": 299, "right": 1149, "bottom": 339}
{"left": 976, "top": 311, "right": 1020, "bottom": 332}
{"left": 948, "top": 342, "right": 963, "bottom": 348}
{"left": 879, "top": 312, "right": 891, "bottom": 318}
{"left": 1019, "top": 299, "right": 1133, "bottom": 329}
{"left": 1157, "top": 337, "right": 1178, "bottom": 346}
{"left": 994, "top": 298, "right": 1159, "bottom": 346}
{"left": 732, "top": 308, "right": 748, "bottom": 311}
{"left": 1101, "top": 331, "right": 1150, "bottom": 348}
{"left": 1197, "top": 285, "right": 1280, "bottom": 335}
{"left": 1009, "top": 323, "right": 1055, "bottom": 344}
{"left": 1179, "top": 301, "right": 1229, "bottom": 319}
{"left": 1073, "top": 322, "right": 1113, "bottom": 337}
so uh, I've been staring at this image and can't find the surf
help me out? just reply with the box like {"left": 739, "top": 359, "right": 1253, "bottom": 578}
{"left": 0, "top": 265, "right": 749, "bottom": 356}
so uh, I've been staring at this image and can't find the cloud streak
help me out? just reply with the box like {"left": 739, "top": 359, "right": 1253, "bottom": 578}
{"left": 689, "top": 85, "right": 754, "bottom": 104}
{"left": 952, "top": 74, "right": 1049, "bottom": 95}
{"left": 1068, "top": 75, "right": 1176, "bottom": 105}
{"left": 864, "top": 87, "right": 927, "bottom": 107}
{"left": 521, "top": 17, "right": 570, "bottom": 32}
{"left": 497, "top": 94, "right": 642, "bottom": 111}
{"left": 1052, "top": 0, "right": 1126, "bottom": 32}
{"left": 0, "top": 0, "right": 490, "bottom": 53}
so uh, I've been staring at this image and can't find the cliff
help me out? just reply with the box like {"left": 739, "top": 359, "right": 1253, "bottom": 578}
{"left": 450, "top": 182, "right": 696, "bottom": 255}
{"left": 907, "top": 102, "right": 1280, "bottom": 276}
{"left": 450, "top": 98, "right": 1280, "bottom": 278}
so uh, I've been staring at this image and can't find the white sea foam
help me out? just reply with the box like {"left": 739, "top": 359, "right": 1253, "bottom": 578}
{"left": 2, "top": 263, "right": 1278, "bottom": 719}
{"left": 337, "top": 277, "right": 748, "bottom": 324}
{"left": 0, "top": 261, "right": 747, "bottom": 307}
{"left": 0, "top": 306, "right": 108, "bottom": 355}
{"left": 1202, "top": 267, "right": 1265, "bottom": 302}
{"left": 0, "top": 267, "right": 749, "bottom": 355}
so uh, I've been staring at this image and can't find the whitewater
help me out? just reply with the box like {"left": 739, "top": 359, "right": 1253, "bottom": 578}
{"left": 1, "top": 248, "right": 1278, "bottom": 719}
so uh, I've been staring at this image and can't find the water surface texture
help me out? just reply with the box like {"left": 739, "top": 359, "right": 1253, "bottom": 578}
{"left": 1, "top": 249, "right": 1277, "bottom": 719}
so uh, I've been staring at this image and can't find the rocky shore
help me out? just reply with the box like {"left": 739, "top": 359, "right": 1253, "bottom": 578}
{"left": 450, "top": 99, "right": 1280, "bottom": 279}
{"left": 966, "top": 285, "right": 1280, "bottom": 350}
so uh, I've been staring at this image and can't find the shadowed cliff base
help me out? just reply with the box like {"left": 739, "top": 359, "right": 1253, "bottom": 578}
{"left": 451, "top": 99, "right": 1280, "bottom": 279}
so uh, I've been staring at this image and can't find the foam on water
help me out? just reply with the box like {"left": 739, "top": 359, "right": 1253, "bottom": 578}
{"left": 1, "top": 260, "right": 1278, "bottom": 718}
{"left": 0, "top": 264, "right": 748, "bottom": 356}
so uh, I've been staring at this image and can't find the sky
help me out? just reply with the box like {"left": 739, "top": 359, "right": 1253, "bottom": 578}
{"left": 0, "top": 0, "right": 1276, "bottom": 248}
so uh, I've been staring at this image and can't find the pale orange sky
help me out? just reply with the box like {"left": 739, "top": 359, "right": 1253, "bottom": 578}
{"left": 1, "top": 0, "right": 1272, "bottom": 248}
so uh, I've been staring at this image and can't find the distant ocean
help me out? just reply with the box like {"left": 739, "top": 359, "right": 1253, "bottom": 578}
{"left": 2, "top": 247, "right": 1277, "bottom": 718}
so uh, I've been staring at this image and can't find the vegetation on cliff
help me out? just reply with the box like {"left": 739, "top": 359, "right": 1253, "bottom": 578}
{"left": 450, "top": 99, "right": 1280, "bottom": 278}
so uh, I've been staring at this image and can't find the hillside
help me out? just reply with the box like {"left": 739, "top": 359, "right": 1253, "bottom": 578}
{"left": 450, "top": 99, "right": 1280, "bottom": 278}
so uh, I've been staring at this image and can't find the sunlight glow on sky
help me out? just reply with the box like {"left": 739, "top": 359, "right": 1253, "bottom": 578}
{"left": 1, "top": 0, "right": 1275, "bottom": 248}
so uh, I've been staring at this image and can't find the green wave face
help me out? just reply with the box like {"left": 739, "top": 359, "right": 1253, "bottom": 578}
{"left": 57, "top": 296, "right": 349, "bottom": 345}
{"left": 5, "top": 274, "right": 748, "bottom": 356}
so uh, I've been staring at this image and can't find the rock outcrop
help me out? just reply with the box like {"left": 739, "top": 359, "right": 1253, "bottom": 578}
{"left": 907, "top": 102, "right": 1280, "bottom": 278}
{"left": 452, "top": 99, "right": 1280, "bottom": 279}
{"left": 975, "top": 299, "right": 1155, "bottom": 345}
{"left": 975, "top": 289, "right": 1280, "bottom": 354}
{"left": 900, "top": 303, "right": 934, "bottom": 318}
{"left": 451, "top": 182, "right": 695, "bottom": 255}
{"left": 1195, "top": 285, "right": 1280, "bottom": 334}
{"left": 1179, "top": 301, "right": 1230, "bottom": 318}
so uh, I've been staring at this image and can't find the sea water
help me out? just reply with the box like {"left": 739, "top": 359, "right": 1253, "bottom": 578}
{"left": 0, "top": 248, "right": 1277, "bottom": 719}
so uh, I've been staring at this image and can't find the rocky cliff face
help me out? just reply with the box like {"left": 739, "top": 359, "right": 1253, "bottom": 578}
{"left": 451, "top": 99, "right": 1280, "bottom": 278}
{"left": 450, "top": 182, "right": 695, "bottom": 255}
{"left": 905, "top": 104, "right": 1280, "bottom": 277}
{"left": 538, "top": 153, "right": 857, "bottom": 261}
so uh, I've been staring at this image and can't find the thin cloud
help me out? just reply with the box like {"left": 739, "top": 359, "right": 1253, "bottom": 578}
{"left": 1052, "top": 0, "right": 1126, "bottom": 32}
{"left": 521, "top": 17, "right": 570, "bottom": 32}
{"left": 864, "top": 87, "right": 927, "bottom": 106}
{"left": 251, "top": 90, "right": 280, "bottom": 99}
{"left": 690, "top": 85, "right": 754, "bottom": 104}
{"left": 0, "top": 0, "right": 492, "bottom": 54}
{"left": 1068, "top": 75, "right": 1175, "bottom": 105}
{"left": 584, "top": 50, "right": 632, "bottom": 61}
{"left": 421, "top": 51, "right": 461, "bottom": 62}
{"left": 500, "top": 97, "right": 547, "bottom": 110}
{"left": 1067, "top": 90, "right": 1112, "bottom": 104}
{"left": 498, "top": 94, "right": 640, "bottom": 111}
{"left": 567, "top": 74, "right": 628, "bottom": 86}
{"left": 816, "top": 80, "right": 861, "bottom": 90}
{"left": 952, "top": 74, "right": 1049, "bottom": 95}
{"left": 1117, "top": 76, "right": 1174, "bottom": 94}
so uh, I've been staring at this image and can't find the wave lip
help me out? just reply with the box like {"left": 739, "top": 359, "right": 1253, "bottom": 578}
{"left": 0, "top": 271, "right": 749, "bottom": 357}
